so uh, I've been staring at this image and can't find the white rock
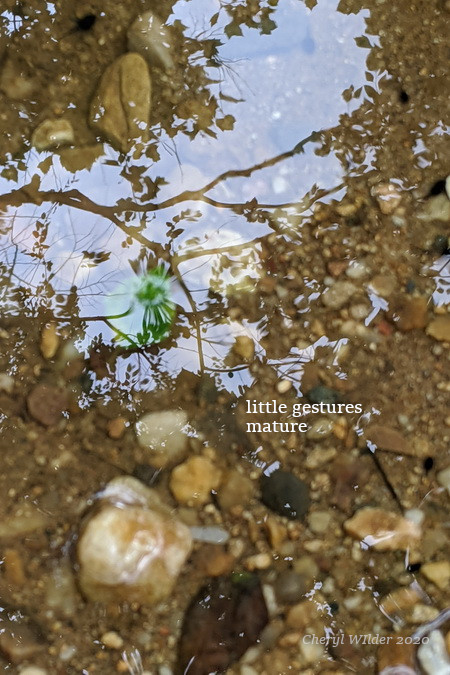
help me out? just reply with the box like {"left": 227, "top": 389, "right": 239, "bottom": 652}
{"left": 346, "top": 260, "right": 370, "bottom": 279}
{"left": 136, "top": 410, "right": 188, "bottom": 467}
{"left": 169, "top": 456, "right": 222, "bottom": 505}
{"left": 127, "top": 11, "right": 174, "bottom": 70}
{"left": 77, "top": 477, "right": 192, "bottom": 604}
{"left": 189, "top": 525, "right": 230, "bottom": 544}
{"left": 308, "top": 510, "right": 332, "bottom": 534}
{"left": 437, "top": 465, "right": 450, "bottom": 495}
{"left": 417, "top": 630, "right": 450, "bottom": 675}
{"left": 32, "top": 119, "right": 74, "bottom": 151}
{"left": 18, "top": 669, "right": 48, "bottom": 675}
{"left": 321, "top": 281, "right": 357, "bottom": 309}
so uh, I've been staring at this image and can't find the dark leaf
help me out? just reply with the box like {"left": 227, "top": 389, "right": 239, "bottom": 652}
{"left": 177, "top": 574, "right": 268, "bottom": 675}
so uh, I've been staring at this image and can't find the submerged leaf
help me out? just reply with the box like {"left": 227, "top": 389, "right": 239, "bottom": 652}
{"left": 177, "top": 574, "right": 268, "bottom": 675}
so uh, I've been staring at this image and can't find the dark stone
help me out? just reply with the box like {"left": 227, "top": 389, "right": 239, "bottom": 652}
{"left": 306, "top": 385, "right": 342, "bottom": 405}
{"left": 430, "top": 234, "right": 449, "bottom": 255}
{"left": 177, "top": 574, "right": 268, "bottom": 675}
{"left": 260, "top": 469, "right": 310, "bottom": 520}
{"left": 274, "top": 570, "right": 306, "bottom": 604}
{"left": 76, "top": 14, "right": 96, "bottom": 31}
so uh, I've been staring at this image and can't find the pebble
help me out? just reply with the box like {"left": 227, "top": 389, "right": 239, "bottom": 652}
{"left": 377, "top": 640, "right": 416, "bottom": 673}
{"left": 89, "top": 53, "right": 151, "bottom": 153}
{"left": 426, "top": 315, "right": 450, "bottom": 342}
{"left": 308, "top": 510, "right": 332, "bottom": 534}
{"left": 189, "top": 525, "right": 229, "bottom": 544}
{"left": 388, "top": 295, "right": 428, "bottom": 331}
{"left": 18, "top": 669, "right": 48, "bottom": 675}
{"left": 39, "top": 323, "right": 59, "bottom": 359}
{"left": 286, "top": 600, "right": 320, "bottom": 629}
{"left": 372, "top": 182, "right": 402, "bottom": 214}
{"left": 77, "top": 477, "right": 192, "bottom": 604}
{"left": 364, "top": 424, "right": 414, "bottom": 456}
{"left": 127, "top": 10, "right": 174, "bottom": 70}
{"left": 107, "top": 417, "right": 127, "bottom": 439}
{"left": 264, "top": 516, "right": 287, "bottom": 549}
{"left": 217, "top": 470, "right": 254, "bottom": 511}
{"left": 305, "top": 447, "right": 337, "bottom": 469}
{"left": 169, "top": 456, "right": 222, "bottom": 505}
{"left": 101, "top": 631, "right": 124, "bottom": 649}
{"left": 421, "top": 561, "right": 450, "bottom": 590}
{"left": 136, "top": 409, "right": 188, "bottom": 467}
{"left": 409, "top": 605, "right": 440, "bottom": 624}
{"left": 306, "top": 417, "right": 333, "bottom": 440}
{"left": 417, "top": 193, "right": 450, "bottom": 222}
{"left": 276, "top": 379, "right": 292, "bottom": 393}
{"left": 344, "top": 507, "right": 421, "bottom": 551}
{"left": 436, "top": 465, "right": 450, "bottom": 494}
{"left": 244, "top": 553, "right": 272, "bottom": 571}
{"left": 27, "top": 383, "right": 69, "bottom": 426}
{"left": 0, "top": 372, "right": 14, "bottom": 393}
{"left": 300, "top": 640, "right": 325, "bottom": 665}
{"left": 345, "top": 260, "right": 370, "bottom": 279}
{"left": 369, "top": 274, "right": 397, "bottom": 297}
{"left": 274, "top": 571, "right": 306, "bottom": 604}
{"left": 232, "top": 335, "right": 255, "bottom": 361}
{"left": 0, "top": 55, "right": 38, "bottom": 100}
{"left": 417, "top": 630, "right": 450, "bottom": 675}
{"left": 260, "top": 469, "right": 310, "bottom": 520}
{"left": 306, "top": 385, "right": 341, "bottom": 405}
{"left": 321, "top": 281, "right": 358, "bottom": 309}
{"left": 31, "top": 119, "right": 74, "bottom": 151}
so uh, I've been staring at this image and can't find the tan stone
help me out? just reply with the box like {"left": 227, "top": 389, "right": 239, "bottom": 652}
{"left": 421, "top": 560, "right": 450, "bottom": 589}
{"left": 365, "top": 424, "right": 413, "bottom": 456}
{"left": 426, "top": 315, "right": 450, "bottom": 342}
{"left": 107, "top": 417, "right": 127, "bottom": 439}
{"left": 380, "top": 586, "right": 421, "bottom": 615}
{"left": 40, "top": 323, "right": 59, "bottom": 360}
{"left": 90, "top": 53, "right": 151, "bottom": 153}
{"left": 388, "top": 296, "right": 428, "bottom": 331}
{"left": 344, "top": 507, "right": 421, "bottom": 551}
{"left": 170, "top": 456, "right": 222, "bottom": 505}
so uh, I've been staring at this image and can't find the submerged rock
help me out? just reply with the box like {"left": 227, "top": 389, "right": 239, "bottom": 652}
{"left": 260, "top": 469, "right": 310, "bottom": 520}
{"left": 31, "top": 119, "right": 74, "bottom": 151}
{"left": 127, "top": 11, "right": 175, "bottom": 70}
{"left": 169, "top": 456, "right": 222, "bottom": 505}
{"left": 136, "top": 409, "right": 188, "bottom": 467}
{"left": 77, "top": 476, "right": 192, "bottom": 604}
{"left": 344, "top": 507, "right": 421, "bottom": 551}
{"left": 89, "top": 53, "right": 151, "bottom": 153}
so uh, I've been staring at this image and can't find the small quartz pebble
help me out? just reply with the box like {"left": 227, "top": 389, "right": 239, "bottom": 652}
{"left": 170, "top": 456, "right": 222, "bottom": 505}
{"left": 77, "top": 477, "right": 192, "bottom": 604}
{"left": 372, "top": 182, "right": 402, "bottom": 214}
{"left": 417, "top": 630, "right": 450, "bottom": 675}
{"left": 232, "top": 335, "right": 255, "bottom": 361}
{"left": 369, "top": 274, "right": 397, "bottom": 298}
{"left": 276, "top": 379, "right": 291, "bottom": 394}
{"left": 101, "top": 631, "right": 124, "bottom": 649}
{"left": 364, "top": 424, "right": 414, "bottom": 456}
{"left": 136, "top": 409, "right": 188, "bottom": 467}
{"left": 18, "top": 669, "right": 48, "bottom": 675}
{"left": 426, "top": 315, "right": 450, "bottom": 342}
{"left": 39, "top": 323, "right": 59, "bottom": 359}
{"left": 244, "top": 553, "right": 272, "bottom": 571}
{"left": 421, "top": 561, "right": 450, "bottom": 590}
{"left": 321, "top": 281, "right": 357, "bottom": 309}
{"left": 344, "top": 507, "right": 421, "bottom": 551}
{"left": 32, "top": 119, "right": 74, "bottom": 151}
{"left": 345, "top": 260, "right": 369, "bottom": 279}
{"left": 27, "top": 384, "right": 69, "bottom": 426}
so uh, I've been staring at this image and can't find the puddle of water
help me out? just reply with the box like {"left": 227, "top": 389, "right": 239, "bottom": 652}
{"left": 0, "top": 0, "right": 378, "bottom": 392}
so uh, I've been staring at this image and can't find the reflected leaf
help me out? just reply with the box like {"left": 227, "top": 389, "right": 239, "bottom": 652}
{"left": 224, "top": 21, "right": 243, "bottom": 39}
{"left": 354, "top": 35, "right": 372, "bottom": 48}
